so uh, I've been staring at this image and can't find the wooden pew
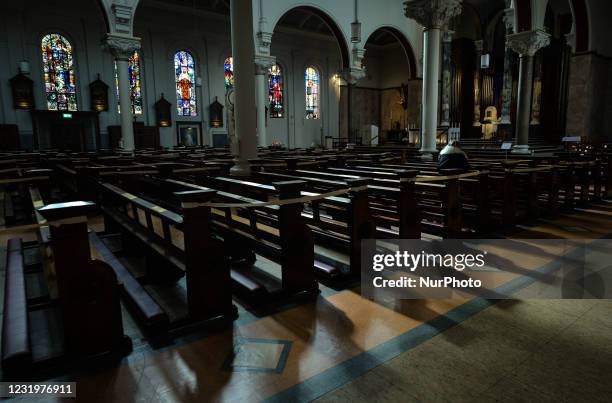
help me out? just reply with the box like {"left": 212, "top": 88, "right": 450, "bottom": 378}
{"left": 279, "top": 165, "right": 465, "bottom": 238}
{"left": 100, "top": 183, "right": 238, "bottom": 323}
{"left": 1, "top": 238, "right": 32, "bottom": 379}
{"left": 102, "top": 173, "right": 320, "bottom": 302}
{"left": 210, "top": 174, "right": 375, "bottom": 278}
{"left": 89, "top": 232, "right": 169, "bottom": 332}
{"left": 1, "top": 201, "right": 133, "bottom": 377}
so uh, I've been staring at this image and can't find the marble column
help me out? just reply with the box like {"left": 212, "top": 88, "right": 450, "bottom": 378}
{"left": 104, "top": 34, "right": 141, "bottom": 151}
{"left": 473, "top": 40, "right": 483, "bottom": 127}
{"left": 507, "top": 30, "right": 550, "bottom": 153}
{"left": 229, "top": 0, "right": 258, "bottom": 176}
{"left": 254, "top": 57, "right": 274, "bottom": 147}
{"left": 404, "top": 0, "right": 462, "bottom": 156}
{"left": 440, "top": 30, "right": 454, "bottom": 128}
{"left": 500, "top": 8, "right": 515, "bottom": 126}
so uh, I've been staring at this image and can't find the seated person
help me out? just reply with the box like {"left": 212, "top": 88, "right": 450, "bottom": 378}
{"left": 437, "top": 141, "right": 470, "bottom": 172}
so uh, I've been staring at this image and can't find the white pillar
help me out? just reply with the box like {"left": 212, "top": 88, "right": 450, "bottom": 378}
{"left": 229, "top": 0, "right": 258, "bottom": 176}
{"left": 255, "top": 72, "right": 267, "bottom": 147}
{"left": 421, "top": 27, "right": 441, "bottom": 153}
{"left": 104, "top": 34, "right": 141, "bottom": 152}
{"left": 404, "top": 0, "right": 462, "bottom": 157}
{"left": 116, "top": 59, "right": 134, "bottom": 150}
{"left": 507, "top": 30, "right": 550, "bottom": 154}
{"left": 254, "top": 57, "right": 275, "bottom": 147}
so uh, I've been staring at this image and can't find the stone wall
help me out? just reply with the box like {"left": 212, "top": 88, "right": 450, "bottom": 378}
{"left": 566, "top": 52, "right": 611, "bottom": 142}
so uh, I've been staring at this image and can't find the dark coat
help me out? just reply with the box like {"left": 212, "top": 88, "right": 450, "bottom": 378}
{"left": 437, "top": 147, "right": 470, "bottom": 172}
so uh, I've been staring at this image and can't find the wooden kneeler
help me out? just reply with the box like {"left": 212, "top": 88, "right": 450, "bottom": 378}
{"left": 37, "top": 201, "right": 132, "bottom": 358}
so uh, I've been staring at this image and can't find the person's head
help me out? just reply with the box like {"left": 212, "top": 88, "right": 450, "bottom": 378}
{"left": 449, "top": 140, "right": 461, "bottom": 148}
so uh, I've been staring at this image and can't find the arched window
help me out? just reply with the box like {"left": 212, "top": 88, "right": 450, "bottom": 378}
{"left": 174, "top": 50, "right": 197, "bottom": 116}
{"left": 41, "top": 33, "right": 77, "bottom": 111}
{"left": 224, "top": 56, "right": 234, "bottom": 92}
{"left": 114, "top": 51, "right": 143, "bottom": 115}
{"left": 305, "top": 66, "right": 320, "bottom": 119}
{"left": 268, "top": 64, "right": 284, "bottom": 118}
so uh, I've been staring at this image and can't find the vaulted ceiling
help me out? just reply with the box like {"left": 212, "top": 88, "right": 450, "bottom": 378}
{"left": 275, "top": 7, "right": 333, "bottom": 36}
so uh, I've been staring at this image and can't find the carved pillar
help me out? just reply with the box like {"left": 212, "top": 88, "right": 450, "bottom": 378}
{"left": 473, "top": 39, "right": 483, "bottom": 127}
{"left": 103, "top": 34, "right": 141, "bottom": 151}
{"left": 507, "top": 30, "right": 550, "bottom": 153}
{"left": 254, "top": 56, "right": 275, "bottom": 147}
{"left": 440, "top": 30, "right": 454, "bottom": 128}
{"left": 229, "top": 0, "right": 258, "bottom": 175}
{"left": 500, "top": 7, "right": 515, "bottom": 127}
{"left": 404, "top": 0, "right": 462, "bottom": 156}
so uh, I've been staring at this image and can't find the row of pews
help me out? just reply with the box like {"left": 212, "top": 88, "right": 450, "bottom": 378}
{"left": 0, "top": 146, "right": 611, "bottom": 380}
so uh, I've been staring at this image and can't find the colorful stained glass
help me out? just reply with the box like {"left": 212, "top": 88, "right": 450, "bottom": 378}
{"left": 268, "top": 64, "right": 283, "bottom": 118}
{"left": 305, "top": 66, "right": 320, "bottom": 119}
{"left": 41, "top": 33, "right": 77, "bottom": 111}
{"left": 114, "top": 51, "right": 143, "bottom": 115}
{"left": 174, "top": 50, "right": 197, "bottom": 116}
{"left": 224, "top": 56, "right": 234, "bottom": 92}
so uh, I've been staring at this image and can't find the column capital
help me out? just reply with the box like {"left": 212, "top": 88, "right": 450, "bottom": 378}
{"left": 506, "top": 29, "right": 551, "bottom": 57}
{"left": 254, "top": 54, "right": 275, "bottom": 75}
{"left": 256, "top": 31, "right": 273, "bottom": 55}
{"left": 474, "top": 39, "right": 484, "bottom": 54}
{"left": 404, "top": 0, "right": 462, "bottom": 30}
{"left": 103, "top": 33, "right": 141, "bottom": 60}
{"left": 339, "top": 68, "right": 366, "bottom": 85}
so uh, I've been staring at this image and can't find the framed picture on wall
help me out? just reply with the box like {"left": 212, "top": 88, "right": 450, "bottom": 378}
{"left": 176, "top": 122, "right": 202, "bottom": 147}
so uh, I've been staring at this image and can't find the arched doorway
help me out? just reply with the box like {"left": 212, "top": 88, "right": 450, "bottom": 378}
{"left": 269, "top": 6, "right": 350, "bottom": 148}
{"left": 358, "top": 27, "right": 418, "bottom": 145}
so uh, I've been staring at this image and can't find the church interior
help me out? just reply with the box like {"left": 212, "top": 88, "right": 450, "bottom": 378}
{"left": 1, "top": 0, "right": 612, "bottom": 401}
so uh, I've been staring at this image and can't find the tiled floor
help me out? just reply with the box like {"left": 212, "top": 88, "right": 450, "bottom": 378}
{"left": 2, "top": 202, "right": 612, "bottom": 402}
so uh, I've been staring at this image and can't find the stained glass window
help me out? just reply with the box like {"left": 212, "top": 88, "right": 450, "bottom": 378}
{"left": 268, "top": 64, "right": 283, "bottom": 118}
{"left": 224, "top": 56, "right": 234, "bottom": 92}
{"left": 114, "top": 51, "right": 143, "bottom": 115}
{"left": 41, "top": 33, "right": 77, "bottom": 111}
{"left": 174, "top": 50, "right": 197, "bottom": 116}
{"left": 305, "top": 66, "right": 320, "bottom": 119}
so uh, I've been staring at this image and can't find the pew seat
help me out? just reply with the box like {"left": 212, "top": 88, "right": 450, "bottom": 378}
{"left": 89, "top": 231, "right": 169, "bottom": 332}
{"left": 1, "top": 238, "right": 32, "bottom": 378}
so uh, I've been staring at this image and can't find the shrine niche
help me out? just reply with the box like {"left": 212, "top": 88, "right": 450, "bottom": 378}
{"left": 155, "top": 95, "right": 172, "bottom": 127}
{"left": 89, "top": 74, "right": 109, "bottom": 112}
{"left": 10, "top": 73, "right": 35, "bottom": 110}
{"left": 209, "top": 97, "right": 224, "bottom": 128}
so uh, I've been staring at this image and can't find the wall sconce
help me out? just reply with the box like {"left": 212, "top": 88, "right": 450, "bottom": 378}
{"left": 155, "top": 94, "right": 172, "bottom": 127}
{"left": 10, "top": 72, "right": 34, "bottom": 109}
{"left": 196, "top": 77, "right": 203, "bottom": 87}
{"left": 209, "top": 96, "right": 224, "bottom": 128}
{"left": 89, "top": 74, "right": 109, "bottom": 112}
